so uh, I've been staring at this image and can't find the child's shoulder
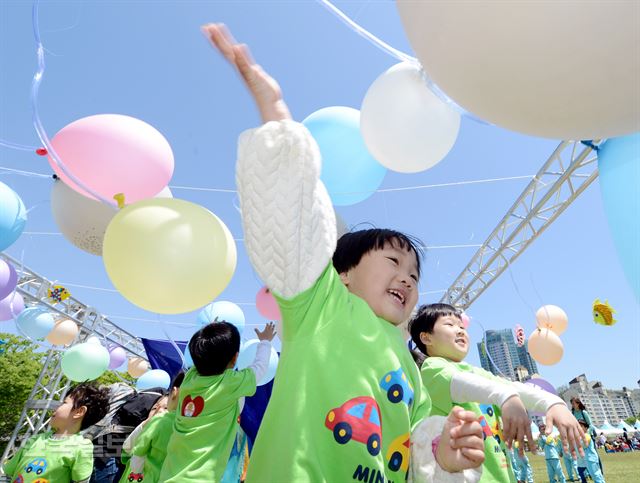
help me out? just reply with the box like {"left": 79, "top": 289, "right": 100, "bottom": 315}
{"left": 422, "top": 356, "right": 471, "bottom": 372}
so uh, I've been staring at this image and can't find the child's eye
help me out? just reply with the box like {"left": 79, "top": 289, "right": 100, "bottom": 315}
{"left": 387, "top": 257, "right": 399, "bottom": 264}
{"left": 410, "top": 274, "right": 418, "bottom": 282}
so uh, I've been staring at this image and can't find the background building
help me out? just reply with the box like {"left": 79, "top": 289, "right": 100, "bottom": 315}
{"left": 477, "top": 328, "right": 539, "bottom": 381}
{"left": 558, "top": 374, "right": 640, "bottom": 427}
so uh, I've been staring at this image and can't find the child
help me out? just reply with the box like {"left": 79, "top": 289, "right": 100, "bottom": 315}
{"left": 2, "top": 383, "right": 110, "bottom": 483}
{"left": 560, "top": 444, "right": 579, "bottom": 481}
{"left": 158, "top": 322, "right": 275, "bottom": 481}
{"left": 120, "top": 373, "right": 184, "bottom": 483}
{"left": 512, "top": 442, "right": 534, "bottom": 483}
{"left": 538, "top": 423, "right": 567, "bottom": 483}
{"left": 201, "top": 23, "right": 486, "bottom": 483}
{"left": 409, "top": 303, "right": 584, "bottom": 482}
{"left": 576, "top": 420, "right": 605, "bottom": 483}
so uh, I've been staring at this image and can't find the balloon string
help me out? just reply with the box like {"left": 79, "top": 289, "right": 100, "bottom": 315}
{"left": 0, "top": 139, "right": 40, "bottom": 152}
{"left": 472, "top": 315, "right": 508, "bottom": 379}
{"left": 31, "top": 0, "right": 117, "bottom": 209}
{"left": 158, "top": 315, "right": 188, "bottom": 370}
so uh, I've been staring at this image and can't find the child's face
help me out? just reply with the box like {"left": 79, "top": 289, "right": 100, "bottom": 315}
{"left": 339, "top": 241, "right": 419, "bottom": 325}
{"left": 421, "top": 314, "right": 469, "bottom": 362}
{"left": 50, "top": 396, "right": 84, "bottom": 432}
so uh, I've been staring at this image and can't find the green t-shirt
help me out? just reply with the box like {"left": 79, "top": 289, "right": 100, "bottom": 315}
{"left": 158, "top": 366, "right": 257, "bottom": 482}
{"left": 2, "top": 431, "right": 93, "bottom": 483}
{"left": 245, "top": 264, "right": 431, "bottom": 482}
{"left": 128, "top": 411, "right": 176, "bottom": 482}
{"left": 421, "top": 357, "right": 513, "bottom": 483}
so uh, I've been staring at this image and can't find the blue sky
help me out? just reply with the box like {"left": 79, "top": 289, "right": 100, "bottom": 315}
{"left": 1, "top": 1, "right": 638, "bottom": 391}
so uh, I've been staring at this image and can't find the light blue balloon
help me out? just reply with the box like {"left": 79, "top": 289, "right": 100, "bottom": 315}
{"left": 61, "top": 342, "right": 110, "bottom": 381}
{"left": 0, "top": 181, "right": 27, "bottom": 251}
{"left": 197, "top": 301, "right": 245, "bottom": 336}
{"left": 16, "top": 307, "right": 55, "bottom": 339}
{"left": 303, "top": 106, "right": 387, "bottom": 206}
{"left": 598, "top": 133, "right": 640, "bottom": 302}
{"left": 183, "top": 345, "right": 194, "bottom": 368}
{"left": 136, "top": 369, "right": 171, "bottom": 391}
{"left": 235, "top": 339, "right": 279, "bottom": 386}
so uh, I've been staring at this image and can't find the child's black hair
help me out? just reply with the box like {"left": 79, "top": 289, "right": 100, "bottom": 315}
{"left": 171, "top": 371, "right": 186, "bottom": 389}
{"left": 332, "top": 228, "right": 424, "bottom": 279}
{"left": 408, "top": 303, "right": 461, "bottom": 357}
{"left": 577, "top": 419, "right": 589, "bottom": 430}
{"left": 66, "top": 383, "right": 110, "bottom": 430}
{"left": 188, "top": 322, "right": 240, "bottom": 376}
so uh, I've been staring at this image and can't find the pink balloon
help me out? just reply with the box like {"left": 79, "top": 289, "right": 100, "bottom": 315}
{"left": 49, "top": 114, "right": 174, "bottom": 204}
{"left": 0, "top": 260, "right": 18, "bottom": 300}
{"left": 460, "top": 312, "right": 470, "bottom": 329}
{"left": 0, "top": 291, "right": 24, "bottom": 321}
{"left": 108, "top": 346, "right": 127, "bottom": 370}
{"left": 255, "top": 286, "right": 281, "bottom": 321}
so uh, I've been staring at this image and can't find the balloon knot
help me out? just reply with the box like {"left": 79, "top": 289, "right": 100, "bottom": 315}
{"left": 113, "top": 193, "right": 126, "bottom": 209}
{"left": 36, "top": 147, "right": 48, "bottom": 156}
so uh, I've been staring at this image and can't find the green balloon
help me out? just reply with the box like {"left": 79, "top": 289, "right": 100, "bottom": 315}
{"left": 62, "top": 342, "right": 110, "bottom": 381}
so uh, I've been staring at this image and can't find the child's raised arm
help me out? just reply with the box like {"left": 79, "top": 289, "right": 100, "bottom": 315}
{"left": 202, "top": 24, "right": 336, "bottom": 300}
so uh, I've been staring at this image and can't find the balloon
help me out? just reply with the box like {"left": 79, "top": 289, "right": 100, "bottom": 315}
{"left": 51, "top": 179, "right": 173, "bottom": 256}
{"left": 86, "top": 335, "right": 102, "bottom": 346}
{"left": 62, "top": 342, "right": 110, "bottom": 381}
{"left": 361, "top": 62, "right": 460, "bottom": 173}
{"left": 335, "top": 211, "right": 348, "bottom": 238}
{"left": 514, "top": 324, "right": 525, "bottom": 347}
{"left": 460, "top": 312, "right": 470, "bottom": 329}
{"left": 535, "top": 305, "right": 568, "bottom": 336}
{"left": 136, "top": 369, "right": 171, "bottom": 391}
{"left": 598, "top": 133, "right": 640, "bottom": 302}
{"left": 46, "top": 318, "right": 78, "bottom": 346}
{"left": 255, "top": 287, "right": 281, "bottom": 321}
{"left": 0, "top": 292, "right": 24, "bottom": 321}
{"left": 525, "top": 377, "right": 558, "bottom": 396}
{"left": 49, "top": 114, "right": 174, "bottom": 203}
{"left": 303, "top": 107, "right": 386, "bottom": 206}
{"left": 197, "top": 301, "right": 245, "bottom": 335}
{"left": 0, "top": 181, "right": 27, "bottom": 251}
{"left": 108, "top": 346, "right": 127, "bottom": 370}
{"left": 16, "top": 307, "right": 55, "bottom": 339}
{"left": 183, "top": 345, "right": 194, "bottom": 369}
{"left": 103, "top": 198, "right": 237, "bottom": 314}
{"left": 0, "top": 260, "right": 17, "bottom": 300}
{"left": 527, "top": 328, "right": 564, "bottom": 366}
{"left": 593, "top": 299, "right": 618, "bottom": 326}
{"left": 128, "top": 357, "right": 149, "bottom": 378}
{"left": 397, "top": 1, "right": 640, "bottom": 139}
{"left": 235, "top": 339, "right": 279, "bottom": 386}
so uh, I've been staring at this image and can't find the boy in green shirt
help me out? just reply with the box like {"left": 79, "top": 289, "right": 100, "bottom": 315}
{"left": 2, "top": 383, "right": 110, "bottom": 483}
{"left": 159, "top": 322, "right": 275, "bottom": 482}
{"left": 201, "top": 23, "right": 487, "bottom": 482}
{"left": 410, "top": 303, "right": 585, "bottom": 483}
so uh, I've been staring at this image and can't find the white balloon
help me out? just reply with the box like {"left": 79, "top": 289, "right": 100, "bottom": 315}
{"left": 51, "top": 179, "right": 173, "bottom": 256}
{"left": 361, "top": 62, "right": 460, "bottom": 173}
{"left": 86, "top": 335, "right": 102, "bottom": 345}
{"left": 397, "top": 1, "right": 640, "bottom": 139}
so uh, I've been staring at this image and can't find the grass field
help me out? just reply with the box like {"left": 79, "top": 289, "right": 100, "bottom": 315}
{"left": 527, "top": 450, "right": 640, "bottom": 482}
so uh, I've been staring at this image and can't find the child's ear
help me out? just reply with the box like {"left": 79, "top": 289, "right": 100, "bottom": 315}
{"left": 419, "top": 332, "right": 432, "bottom": 349}
{"left": 339, "top": 271, "right": 350, "bottom": 286}
{"left": 73, "top": 405, "right": 87, "bottom": 420}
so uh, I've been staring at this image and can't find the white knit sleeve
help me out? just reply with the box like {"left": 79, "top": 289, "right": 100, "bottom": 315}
{"left": 236, "top": 120, "right": 337, "bottom": 299}
{"left": 247, "top": 341, "right": 271, "bottom": 384}
{"left": 510, "top": 381, "right": 566, "bottom": 414}
{"left": 450, "top": 372, "right": 519, "bottom": 409}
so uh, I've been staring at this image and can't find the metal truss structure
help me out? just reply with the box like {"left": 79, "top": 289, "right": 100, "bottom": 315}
{"left": 441, "top": 140, "right": 600, "bottom": 309}
{"left": 0, "top": 251, "right": 147, "bottom": 466}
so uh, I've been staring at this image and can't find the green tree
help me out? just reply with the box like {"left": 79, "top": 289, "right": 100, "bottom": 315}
{"left": 95, "top": 368, "right": 136, "bottom": 386}
{"left": 625, "top": 415, "right": 639, "bottom": 426}
{"left": 0, "top": 333, "right": 45, "bottom": 454}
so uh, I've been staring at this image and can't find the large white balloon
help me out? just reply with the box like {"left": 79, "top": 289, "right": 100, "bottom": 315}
{"left": 397, "top": 1, "right": 640, "bottom": 139}
{"left": 51, "top": 179, "right": 173, "bottom": 256}
{"left": 361, "top": 62, "right": 460, "bottom": 173}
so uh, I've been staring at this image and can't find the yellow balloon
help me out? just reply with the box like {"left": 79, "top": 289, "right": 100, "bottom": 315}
{"left": 128, "top": 357, "right": 149, "bottom": 378}
{"left": 103, "top": 198, "right": 237, "bottom": 314}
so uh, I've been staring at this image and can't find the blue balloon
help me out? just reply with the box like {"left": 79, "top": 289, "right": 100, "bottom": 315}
{"left": 0, "top": 181, "right": 27, "bottom": 251}
{"left": 16, "top": 307, "right": 55, "bottom": 339}
{"left": 197, "top": 301, "right": 245, "bottom": 336}
{"left": 183, "top": 345, "right": 194, "bottom": 369}
{"left": 235, "top": 339, "right": 279, "bottom": 386}
{"left": 136, "top": 369, "right": 171, "bottom": 391}
{"left": 303, "top": 106, "right": 387, "bottom": 206}
{"left": 598, "top": 133, "right": 640, "bottom": 302}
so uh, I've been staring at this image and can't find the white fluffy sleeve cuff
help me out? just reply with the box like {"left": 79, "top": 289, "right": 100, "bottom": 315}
{"left": 410, "top": 416, "right": 483, "bottom": 483}
{"left": 236, "top": 120, "right": 336, "bottom": 299}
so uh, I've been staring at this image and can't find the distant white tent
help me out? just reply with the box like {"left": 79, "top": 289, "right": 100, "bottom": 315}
{"left": 617, "top": 421, "right": 635, "bottom": 432}
{"left": 595, "top": 420, "right": 623, "bottom": 437}
{"left": 634, "top": 420, "right": 640, "bottom": 430}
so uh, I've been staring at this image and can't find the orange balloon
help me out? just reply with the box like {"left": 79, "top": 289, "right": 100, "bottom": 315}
{"left": 46, "top": 319, "right": 79, "bottom": 346}
{"left": 528, "top": 328, "right": 564, "bottom": 365}
{"left": 535, "top": 305, "right": 568, "bottom": 335}
{"left": 127, "top": 357, "right": 149, "bottom": 378}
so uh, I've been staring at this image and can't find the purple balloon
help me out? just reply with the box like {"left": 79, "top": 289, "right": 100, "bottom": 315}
{"left": 0, "top": 260, "right": 17, "bottom": 300}
{"left": 0, "top": 291, "right": 24, "bottom": 321}
{"left": 108, "top": 346, "right": 127, "bottom": 370}
{"left": 525, "top": 377, "right": 558, "bottom": 396}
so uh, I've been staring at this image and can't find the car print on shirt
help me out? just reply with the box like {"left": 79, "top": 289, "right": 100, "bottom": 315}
{"left": 325, "top": 396, "right": 382, "bottom": 456}
{"left": 128, "top": 472, "right": 144, "bottom": 482}
{"left": 479, "top": 404, "right": 503, "bottom": 444}
{"left": 12, "top": 475, "right": 24, "bottom": 483}
{"left": 24, "top": 458, "right": 47, "bottom": 475}
{"left": 380, "top": 368, "right": 414, "bottom": 406}
{"left": 386, "top": 433, "right": 410, "bottom": 474}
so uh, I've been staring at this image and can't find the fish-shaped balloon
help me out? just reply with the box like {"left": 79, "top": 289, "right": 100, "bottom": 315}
{"left": 48, "top": 285, "right": 71, "bottom": 303}
{"left": 593, "top": 299, "right": 617, "bottom": 326}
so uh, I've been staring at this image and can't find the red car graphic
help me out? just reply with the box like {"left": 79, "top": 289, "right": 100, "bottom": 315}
{"left": 325, "top": 396, "right": 382, "bottom": 456}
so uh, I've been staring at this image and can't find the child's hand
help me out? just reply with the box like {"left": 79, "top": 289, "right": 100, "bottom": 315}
{"left": 436, "top": 406, "right": 485, "bottom": 473}
{"left": 501, "top": 395, "right": 534, "bottom": 456}
{"left": 201, "top": 23, "right": 291, "bottom": 124}
{"left": 255, "top": 322, "right": 276, "bottom": 342}
{"left": 545, "top": 404, "right": 586, "bottom": 458}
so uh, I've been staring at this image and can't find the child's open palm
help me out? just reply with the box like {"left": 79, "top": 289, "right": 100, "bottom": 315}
{"left": 255, "top": 322, "right": 277, "bottom": 341}
{"left": 436, "top": 406, "right": 485, "bottom": 472}
{"left": 201, "top": 23, "right": 291, "bottom": 123}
